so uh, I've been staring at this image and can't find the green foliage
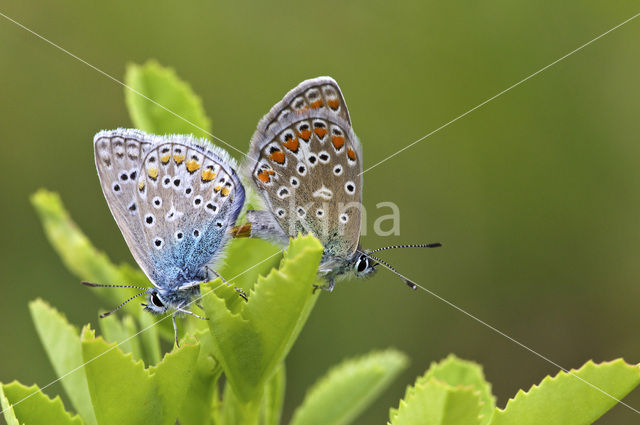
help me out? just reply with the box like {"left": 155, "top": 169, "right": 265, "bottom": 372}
{"left": 289, "top": 349, "right": 408, "bottom": 425}
{"left": 124, "top": 60, "right": 211, "bottom": 139}
{"left": 82, "top": 330, "right": 199, "bottom": 425}
{"left": 10, "top": 61, "right": 639, "bottom": 425}
{"left": 29, "top": 299, "right": 98, "bottom": 425}
{"left": 389, "top": 356, "right": 640, "bottom": 425}
{"left": 488, "top": 359, "right": 640, "bottom": 425}
{"left": 422, "top": 355, "right": 495, "bottom": 424}
{"left": 202, "top": 235, "right": 322, "bottom": 402}
{"left": 1, "top": 381, "right": 82, "bottom": 425}
{"left": 391, "top": 377, "right": 482, "bottom": 425}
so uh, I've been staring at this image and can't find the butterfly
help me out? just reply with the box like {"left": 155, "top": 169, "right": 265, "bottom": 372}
{"left": 86, "top": 128, "right": 245, "bottom": 343}
{"left": 233, "top": 77, "right": 441, "bottom": 291}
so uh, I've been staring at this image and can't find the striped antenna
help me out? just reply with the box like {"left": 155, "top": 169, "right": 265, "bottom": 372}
{"left": 82, "top": 281, "right": 150, "bottom": 291}
{"left": 367, "top": 253, "right": 418, "bottom": 290}
{"left": 98, "top": 291, "right": 150, "bottom": 318}
{"left": 369, "top": 243, "right": 442, "bottom": 254}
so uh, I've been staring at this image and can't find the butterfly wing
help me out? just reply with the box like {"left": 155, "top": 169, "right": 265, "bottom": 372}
{"left": 95, "top": 129, "right": 245, "bottom": 288}
{"left": 94, "top": 129, "right": 157, "bottom": 284}
{"left": 136, "top": 135, "right": 245, "bottom": 288}
{"left": 245, "top": 77, "right": 363, "bottom": 258}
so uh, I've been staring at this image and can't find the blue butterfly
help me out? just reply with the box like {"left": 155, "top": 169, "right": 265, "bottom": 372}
{"left": 86, "top": 128, "right": 245, "bottom": 343}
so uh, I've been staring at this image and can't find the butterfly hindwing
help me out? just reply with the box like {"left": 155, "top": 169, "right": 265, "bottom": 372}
{"left": 246, "top": 77, "right": 363, "bottom": 259}
{"left": 136, "top": 137, "right": 245, "bottom": 288}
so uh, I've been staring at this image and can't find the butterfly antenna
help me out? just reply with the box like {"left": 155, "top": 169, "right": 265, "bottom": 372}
{"left": 98, "top": 291, "right": 150, "bottom": 318}
{"left": 82, "top": 281, "right": 149, "bottom": 291}
{"left": 367, "top": 254, "right": 419, "bottom": 290}
{"left": 369, "top": 243, "right": 442, "bottom": 254}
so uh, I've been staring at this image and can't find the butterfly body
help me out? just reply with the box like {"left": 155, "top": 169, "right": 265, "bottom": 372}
{"left": 93, "top": 128, "right": 245, "bottom": 328}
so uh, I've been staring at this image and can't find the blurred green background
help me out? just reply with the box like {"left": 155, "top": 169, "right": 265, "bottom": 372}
{"left": 2, "top": 1, "right": 640, "bottom": 423}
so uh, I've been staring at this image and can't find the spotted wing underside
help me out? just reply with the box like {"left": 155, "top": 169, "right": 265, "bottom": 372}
{"left": 95, "top": 130, "right": 245, "bottom": 287}
{"left": 245, "top": 77, "right": 363, "bottom": 258}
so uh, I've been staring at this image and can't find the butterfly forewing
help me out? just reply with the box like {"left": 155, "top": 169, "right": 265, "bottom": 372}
{"left": 94, "top": 130, "right": 157, "bottom": 284}
{"left": 247, "top": 77, "right": 363, "bottom": 258}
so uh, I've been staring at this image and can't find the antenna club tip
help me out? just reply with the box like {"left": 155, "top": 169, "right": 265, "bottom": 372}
{"left": 98, "top": 313, "right": 109, "bottom": 319}
{"left": 82, "top": 281, "right": 97, "bottom": 287}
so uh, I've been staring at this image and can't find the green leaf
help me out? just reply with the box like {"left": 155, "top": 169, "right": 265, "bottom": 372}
{"left": 202, "top": 234, "right": 323, "bottom": 402}
{"left": 125, "top": 60, "right": 211, "bottom": 138}
{"left": 178, "top": 330, "right": 221, "bottom": 425}
{"left": 1, "top": 381, "right": 83, "bottom": 425}
{"left": 422, "top": 355, "right": 495, "bottom": 424}
{"left": 99, "top": 314, "right": 143, "bottom": 361}
{"left": 261, "top": 363, "right": 286, "bottom": 425}
{"left": 488, "top": 359, "right": 640, "bottom": 425}
{"left": 81, "top": 328, "right": 199, "bottom": 425}
{"left": 31, "top": 189, "right": 145, "bottom": 312}
{"left": 390, "top": 377, "right": 482, "bottom": 425}
{"left": 221, "top": 381, "right": 262, "bottom": 425}
{"left": 29, "top": 299, "right": 98, "bottom": 425}
{"left": 218, "top": 238, "right": 283, "bottom": 296}
{"left": 289, "top": 349, "right": 408, "bottom": 425}
{"left": 0, "top": 384, "right": 19, "bottom": 425}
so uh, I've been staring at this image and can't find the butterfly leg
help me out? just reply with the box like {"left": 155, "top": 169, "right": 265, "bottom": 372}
{"left": 234, "top": 288, "right": 249, "bottom": 302}
{"left": 207, "top": 266, "right": 248, "bottom": 302}
{"left": 205, "top": 266, "right": 228, "bottom": 284}
{"left": 176, "top": 306, "right": 208, "bottom": 320}
{"left": 172, "top": 312, "right": 180, "bottom": 348}
{"left": 313, "top": 278, "right": 335, "bottom": 294}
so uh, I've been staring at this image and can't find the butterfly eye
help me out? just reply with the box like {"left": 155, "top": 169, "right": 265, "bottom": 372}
{"left": 151, "top": 292, "right": 164, "bottom": 308}
{"left": 356, "top": 256, "right": 368, "bottom": 273}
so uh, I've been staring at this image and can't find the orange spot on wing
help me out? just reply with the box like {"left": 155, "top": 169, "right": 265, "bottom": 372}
{"left": 347, "top": 148, "right": 356, "bottom": 161}
{"left": 298, "top": 129, "right": 311, "bottom": 141}
{"left": 147, "top": 167, "right": 158, "bottom": 180}
{"left": 160, "top": 154, "right": 170, "bottom": 164}
{"left": 186, "top": 160, "right": 201, "bottom": 173}
{"left": 331, "top": 135, "right": 345, "bottom": 150}
{"left": 269, "top": 150, "right": 285, "bottom": 164}
{"left": 138, "top": 180, "right": 145, "bottom": 190}
{"left": 201, "top": 169, "right": 216, "bottom": 181}
{"left": 314, "top": 128, "right": 327, "bottom": 138}
{"left": 283, "top": 137, "right": 299, "bottom": 152}
{"left": 173, "top": 154, "right": 185, "bottom": 164}
{"left": 257, "top": 169, "right": 276, "bottom": 183}
{"left": 327, "top": 99, "right": 340, "bottom": 110}
{"left": 221, "top": 187, "right": 230, "bottom": 196}
{"left": 310, "top": 99, "right": 324, "bottom": 109}
{"left": 214, "top": 185, "right": 222, "bottom": 193}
